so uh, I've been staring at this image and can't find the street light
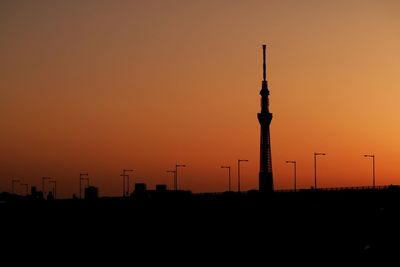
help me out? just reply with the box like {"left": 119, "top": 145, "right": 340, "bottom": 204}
{"left": 314, "top": 152, "right": 326, "bottom": 190}
{"left": 237, "top": 159, "right": 249, "bottom": 193}
{"left": 121, "top": 169, "right": 133, "bottom": 197}
{"left": 364, "top": 154, "right": 375, "bottom": 188}
{"left": 221, "top": 166, "right": 231, "bottom": 192}
{"left": 20, "top": 183, "right": 29, "bottom": 196}
{"left": 42, "top": 177, "right": 51, "bottom": 196}
{"left": 11, "top": 179, "right": 20, "bottom": 194}
{"left": 49, "top": 180, "right": 57, "bottom": 199}
{"left": 79, "top": 173, "right": 89, "bottom": 199}
{"left": 166, "top": 170, "right": 176, "bottom": 190}
{"left": 175, "top": 164, "right": 186, "bottom": 191}
{"left": 286, "top": 161, "right": 297, "bottom": 192}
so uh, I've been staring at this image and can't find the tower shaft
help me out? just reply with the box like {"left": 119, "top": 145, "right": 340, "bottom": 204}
{"left": 258, "top": 45, "right": 273, "bottom": 192}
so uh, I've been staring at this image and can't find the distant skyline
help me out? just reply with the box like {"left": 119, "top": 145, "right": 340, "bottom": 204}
{"left": 1, "top": 1, "right": 400, "bottom": 197}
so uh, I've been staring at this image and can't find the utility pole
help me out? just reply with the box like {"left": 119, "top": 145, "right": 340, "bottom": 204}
{"left": 79, "top": 173, "right": 89, "bottom": 199}
{"left": 221, "top": 166, "right": 231, "bottom": 192}
{"left": 20, "top": 183, "right": 29, "bottom": 196}
{"left": 364, "top": 154, "right": 376, "bottom": 188}
{"left": 286, "top": 161, "right": 297, "bottom": 192}
{"left": 122, "top": 169, "right": 133, "bottom": 197}
{"left": 166, "top": 170, "right": 176, "bottom": 191}
{"left": 238, "top": 159, "right": 249, "bottom": 192}
{"left": 49, "top": 180, "right": 57, "bottom": 199}
{"left": 175, "top": 164, "right": 186, "bottom": 191}
{"left": 42, "top": 177, "right": 51, "bottom": 196}
{"left": 314, "top": 153, "right": 326, "bottom": 190}
{"left": 12, "top": 179, "right": 20, "bottom": 194}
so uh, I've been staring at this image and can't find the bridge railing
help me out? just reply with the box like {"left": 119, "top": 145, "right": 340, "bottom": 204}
{"left": 275, "top": 185, "right": 399, "bottom": 193}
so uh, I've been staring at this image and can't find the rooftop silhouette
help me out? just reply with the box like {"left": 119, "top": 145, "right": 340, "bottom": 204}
{"left": 2, "top": 186, "right": 400, "bottom": 259}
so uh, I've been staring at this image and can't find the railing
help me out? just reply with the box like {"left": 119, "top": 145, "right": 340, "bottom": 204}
{"left": 192, "top": 185, "right": 400, "bottom": 195}
{"left": 275, "top": 184, "right": 399, "bottom": 193}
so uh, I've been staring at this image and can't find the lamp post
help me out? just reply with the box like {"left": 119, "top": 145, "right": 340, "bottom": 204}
{"left": 121, "top": 169, "right": 133, "bottom": 197}
{"left": 221, "top": 166, "right": 231, "bottom": 192}
{"left": 20, "top": 183, "right": 29, "bottom": 196}
{"left": 11, "top": 179, "right": 20, "bottom": 194}
{"left": 364, "top": 154, "right": 375, "bottom": 188}
{"left": 49, "top": 180, "right": 57, "bottom": 199}
{"left": 175, "top": 164, "right": 186, "bottom": 191}
{"left": 79, "top": 173, "right": 89, "bottom": 199}
{"left": 314, "top": 152, "right": 326, "bottom": 190}
{"left": 42, "top": 177, "right": 51, "bottom": 196}
{"left": 237, "top": 159, "right": 249, "bottom": 193}
{"left": 286, "top": 161, "right": 297, "bottom": 192}
{"left": 166, "top": 170, "right": 176, "bottom": 190}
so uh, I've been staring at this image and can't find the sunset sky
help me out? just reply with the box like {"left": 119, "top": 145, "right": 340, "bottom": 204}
{"left": 1, "top": 0, "right": 400, "bottom": 197}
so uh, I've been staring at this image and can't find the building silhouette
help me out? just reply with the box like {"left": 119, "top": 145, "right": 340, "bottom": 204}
{"left": 84, "top": 186, "right": 99, "bottom": 200}
{"left": 30, "top": 186, "right": 41, "bottom": 199}
{"left": 156, "top": 184, "right": 167, "bottom": 192}
{"left": 258, "top": 44, "right": 274, "bottom": 192}
{"left": 135, "top": 183, "right": 147, "bottom": 193}
{"left": 47, "top": 191, "right": 54, "bottom": 201}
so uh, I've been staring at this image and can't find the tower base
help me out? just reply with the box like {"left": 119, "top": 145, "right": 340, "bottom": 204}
{"left": 259, "top": 172, "right": 273, "bottom": 192}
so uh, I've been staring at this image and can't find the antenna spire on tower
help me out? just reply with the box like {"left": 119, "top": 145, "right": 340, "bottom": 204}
{"left": 262, "top": 44, "right": 266, "bottom": 81}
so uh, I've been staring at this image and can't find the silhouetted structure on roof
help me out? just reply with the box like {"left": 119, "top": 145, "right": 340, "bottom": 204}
{"left": 156, "top": 184, "right": 167, "bottom": 192}
{"left": 135, "top": 183, "right": 147, "bottom": 193}
{"left": 258, "top": 44, "right": 274, "bottom": 192}
{"left": 30, "top": 186, "right": 43, "bottom": 200}
{"left": 47, "top": 191, "right": 54, "bottom": 201}
{"left": 85, "top": 186, "right": 98, "bottom": 200}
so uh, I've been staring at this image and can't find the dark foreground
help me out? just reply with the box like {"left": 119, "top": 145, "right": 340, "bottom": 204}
{"left": 2, "top": 188, "right": 400, "bottom": 262}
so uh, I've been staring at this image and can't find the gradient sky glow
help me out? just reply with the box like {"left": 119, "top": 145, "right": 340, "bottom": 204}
{"left": 1, "top": 0, "right": 400, "bottom": 197}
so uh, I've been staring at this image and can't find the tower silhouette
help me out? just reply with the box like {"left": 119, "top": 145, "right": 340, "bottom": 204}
{"left": 257, "top": 44, "right": 274, "bottom": 192}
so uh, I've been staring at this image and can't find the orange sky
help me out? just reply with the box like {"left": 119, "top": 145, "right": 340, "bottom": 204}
{"left": 1, "top": 0, "right": 400, "bottom": 197}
